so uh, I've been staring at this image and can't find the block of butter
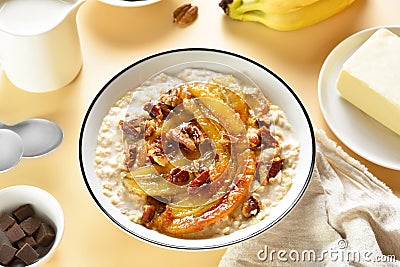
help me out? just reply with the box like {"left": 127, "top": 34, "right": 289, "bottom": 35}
{"left": 336, "top": 28, "right": 400, "bottom": 136}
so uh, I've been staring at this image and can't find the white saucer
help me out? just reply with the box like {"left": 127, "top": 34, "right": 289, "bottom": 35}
{"left": 318, "top": 26, "right": 400, "bottom": 171}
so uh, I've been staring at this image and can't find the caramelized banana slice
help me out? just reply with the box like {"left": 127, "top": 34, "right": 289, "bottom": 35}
{"left": 125, "top": 165, "right": 180, "bottom": 197}
{"left": 123, "top": 173, "right": 147, "bottom": 196}
{"left": 150, "top": 173, "right": 253, "bottom": 236}
{"left": 186, "top": 82, "right": 251, "bottom": 124}
{"left": 146, "top": 149, "right": 256, "bottom": 235}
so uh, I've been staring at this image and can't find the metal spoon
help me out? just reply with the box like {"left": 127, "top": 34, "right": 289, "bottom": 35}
{"left": 0, "top": 129, "right": 23, "bottom": 172}
{"left": 0, "top": 119, "right": 63, "bottom": 158}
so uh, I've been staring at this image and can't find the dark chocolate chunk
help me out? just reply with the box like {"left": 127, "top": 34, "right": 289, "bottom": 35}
{"left": 35, "top": 223, "right": 55, "bottom": 247}
{"left": 0, "top": 231, "right": 11, "bottom": 247}
{"left": 16, "top": 243, "right": 39, "bottom": 265}
{"left": 5, "top": 223, "right": 25, "bottom": 243}
{"left": 0, "top": 244, "right": 17, "bottom": 265}
{"left": 17, "top": 236, "right": 38, "bottom": 249}
{"left": 20, "top": 217, "right": 41, "bottom": 236}
{"left": 0, "top": 213, "right": 15, "bottom": 231}
{"left": 13, "top": 204, "right": 35, "bottom": 222}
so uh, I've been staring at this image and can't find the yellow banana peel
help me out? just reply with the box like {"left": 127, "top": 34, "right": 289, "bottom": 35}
{"left": 220, "top": 0, "right": 356, "bottom": 31}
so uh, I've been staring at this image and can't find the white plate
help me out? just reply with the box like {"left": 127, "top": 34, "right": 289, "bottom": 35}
{"left": 318, "top": 26, "right": 400, "bottom": 171}
{"left": 80, "top": 48, "right": 315, "bottom": 250}
{"left": 97, "top": 0, "right": 160, "bottom": 7}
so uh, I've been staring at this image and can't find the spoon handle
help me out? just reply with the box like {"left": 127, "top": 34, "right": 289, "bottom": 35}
{"left": 0, "top": 122, "right": 6, "bottom": 129}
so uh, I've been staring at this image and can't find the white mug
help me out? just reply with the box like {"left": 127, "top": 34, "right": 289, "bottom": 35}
{"left": 0, "top": 0, "right": 85, "bottom": 92}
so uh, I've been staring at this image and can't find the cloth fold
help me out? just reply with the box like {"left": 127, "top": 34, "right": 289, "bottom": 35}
{"left": 219, "top": 129, "right": 400, "bottom": 267}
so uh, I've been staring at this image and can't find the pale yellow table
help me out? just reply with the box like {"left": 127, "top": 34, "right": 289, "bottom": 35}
{"left": 0, "top": 0, "right": 399, "bottom": 266}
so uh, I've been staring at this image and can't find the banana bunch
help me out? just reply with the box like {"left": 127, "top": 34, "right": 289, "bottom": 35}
{"left": 220, "top": 0, "right": 356, "bottom": 31}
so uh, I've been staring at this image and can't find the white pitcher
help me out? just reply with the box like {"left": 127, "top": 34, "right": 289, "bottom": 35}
{"left": 0, "top": 0, "right": 85, "bottom": 92}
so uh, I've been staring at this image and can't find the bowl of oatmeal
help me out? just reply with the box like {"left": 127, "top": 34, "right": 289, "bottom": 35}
{"left": 79, "top": 48, "right": 315, "bottom": 250}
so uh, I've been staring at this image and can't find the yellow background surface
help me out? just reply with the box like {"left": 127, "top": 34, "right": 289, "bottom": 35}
{"left": 0, "top": 0, "right": 399, "bottom": 266}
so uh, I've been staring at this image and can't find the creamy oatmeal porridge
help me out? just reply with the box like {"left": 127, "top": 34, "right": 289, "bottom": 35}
{"left": 94, "top": 68, "right": 299, "bottom": 238}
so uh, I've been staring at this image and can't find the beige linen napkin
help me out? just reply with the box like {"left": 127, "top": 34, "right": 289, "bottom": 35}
{"left": 219, "top": 129, "right": 400, "bottom": 267}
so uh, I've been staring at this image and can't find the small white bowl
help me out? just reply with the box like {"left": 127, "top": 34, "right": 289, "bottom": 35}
{"left": 0, "top": 185, "right": 64, "bottom": 267}
{"left": 97, "top": 0, "right": 161, "bottom": 7}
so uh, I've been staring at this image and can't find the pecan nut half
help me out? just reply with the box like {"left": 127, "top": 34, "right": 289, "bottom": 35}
{"left": 187, "top": 170, "right": 210, "bottom": 195}
{"left": 144, "top": 119, "right": 156, "bottom": 138}
{"left": 143, "top": 101, "right": 170, "bottom": 122}
{"left": 168, "top": 167, "right": 190, "bottom": 185}
{"left": 119, "top": 119, "right": 142, "bottom": 140}
{"left": 147, "top": 136, "right": 169, "bottom": 166}
{"left": 246, "top": 127, "right": 261, "bottom": 148}
{"left": 184, "top": 123, "right": 206, "bottom": 144}
{"left": 141, "top": 205, "right": 156, "bottom": 225}
{"left": 267, "top": 157, "right": 285, "bottom": 179}
{"left": 166, "top": 128, "right": 197, "bottom": 152}
{"left": 125, "top": 144, "right": 137, "bottom": 169}
{"left": 242, "top": 196, "right": 261, "bottom": 218}
{"left": 173, "top": 3, "right": 198, "bottom": 26}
